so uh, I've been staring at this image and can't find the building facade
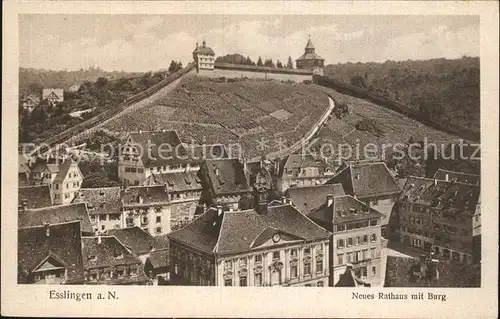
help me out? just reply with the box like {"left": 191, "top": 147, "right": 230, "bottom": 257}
{"left": 118, "top": 130, "right": 201, "bottom": 185}
{"left": 81, "top": 235, "right": 149, "bottom": 285}
{"left": 198, "top": 158, "right": 252, "bottom": 211}
{"left": 76, "top": 187, "right": 123, "bottom": 233}
{"left": 396, "top": 176, "right": 480, "bottom": 265}
{"left": 326, "top": 162, "right": 401, "bottom": 238}
{"left": 30, "top": 157, "right": 83, "bottom": 205}
{"left": 275, "top": 154, "right": 335, "bottom": 193}
{"left": 193, "top": 40, "right": 216, "bottom": 72}
{"left": 168, "top": 204, "right": 331, "bottom": 286}
{"left": 121, "top": 185, "right": 172, "bottom": 236}
{"left": 42, "top": 88, "right": 64, "bottom": 106}
{"left": 308, "top": 194, "right": 384, "bottom": 286}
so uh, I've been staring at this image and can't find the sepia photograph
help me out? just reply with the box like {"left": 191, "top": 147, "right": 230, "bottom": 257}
{"left": 2, "top": 1, "right": 498, "bottom": 318}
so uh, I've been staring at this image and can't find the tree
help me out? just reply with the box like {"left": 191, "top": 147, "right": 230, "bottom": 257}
{"left": 276, "top": 60, "right": 283, "bottom": 68}
{"left": 168, "top": 60, "right": 179, "bottom": 73}
{"left": 287, "top": 56, "right": 294, "bottom": 69}
{"left": 257, "top": 56, "right": 263, "bottom": 66}
{"left": 245, "top": 56, "right": 253, "bottom": 65}
{"left": 95, "top": 77, "right": 108, "bottom": 89}
{"left": 264, "top": 58, "right": 275, "bottom": 68}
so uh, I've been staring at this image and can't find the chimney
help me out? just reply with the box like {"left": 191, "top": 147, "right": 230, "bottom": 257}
{"left": 327, "top": 194, "right": 334, "bottom": 207}
{"left": 216, "top": 205, "right": 223, "bottom": 216}
{"left": 445, "top": 174, "right": 449, "bottom": 182}
{"left": 215, "top": 168, "right": 219, "bottom": 176}
{"left": 98, "top": 235, "right": 102, "bottom": 244}
{"left": 139, "top": 129, "right": 143, "bottom": 134}
{"left": 434, "top": 179, "right": 438, "bottom": 186}
{"left": 44, "top": 223, "right": 50, "bottom": 237}
{"left": 281, "top": 196, "right": 287, "bottom": 204}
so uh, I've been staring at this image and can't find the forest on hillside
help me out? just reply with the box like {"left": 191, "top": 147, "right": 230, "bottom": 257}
{"left": 324, "top": 57, "right": 480, "bottom": 131}
{"left": 19, "top": 71, "right": 169, "bottom": 143}
{"left": 19, "top": 67, "right": 145, "bottom": 96}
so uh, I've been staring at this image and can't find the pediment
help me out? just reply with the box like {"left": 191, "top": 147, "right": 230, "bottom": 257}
{"left": 250, "top": 227, "right": 305, "bottom": 249}
{"left": 33, "top": 254, "right": 67, "bottom": 272}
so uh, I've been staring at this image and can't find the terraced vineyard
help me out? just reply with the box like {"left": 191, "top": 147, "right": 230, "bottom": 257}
{"left": 104, "top": 75, "right": 330, "bottom": 158}
{"left": 104, "top": 74, "right": 461, "bottom": 160}
{"left": 313, "top": 86, "right": 462, "bottom": 160}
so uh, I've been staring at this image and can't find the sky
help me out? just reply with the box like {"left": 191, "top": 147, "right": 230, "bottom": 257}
{"left": 19, "top": 14, "right": 479, "bottom": 72}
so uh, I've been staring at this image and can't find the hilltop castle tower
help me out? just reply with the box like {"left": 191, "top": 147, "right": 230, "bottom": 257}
{"left": 192, "top": 40, "right": 215, "bottom": 72}
{"left": 295, "top": 36, "right": 325, "bottom": 75}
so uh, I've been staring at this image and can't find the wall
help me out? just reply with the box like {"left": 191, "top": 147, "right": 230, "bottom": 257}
{"left": 331, "top": 223, "right": 382, "bottom": 286}
{"left": 123, "top": 205, "right": 171, "bottom": 236}
{"left": 198, "top": 68, "right": 312, "bottom": 83}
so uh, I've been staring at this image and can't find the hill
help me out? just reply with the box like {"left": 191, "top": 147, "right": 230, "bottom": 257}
{"left": 19, "top": 67, "right": 145, "bottom": 97}
{"left": 324, "top": 57, "right": 480, "bottom": 131}
{"left": 103, "top": 75, "right": 462, "bottom": 161}
{"left": 104, "top": 75, "right": 330, "bottom": 158}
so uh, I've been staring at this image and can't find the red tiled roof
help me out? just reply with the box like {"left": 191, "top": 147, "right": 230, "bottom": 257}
{"left": 78, "top": 187, "right": 121, "bottom": 215}
{"left": 19, "top": 203, "right": 93, "bottom": 234}
{"left": 168, "top": 204, "right": 331, "bottom": 256}
{"left": 200, "top": 158, "right": 252, "bottom": 196}
{"left": 18, "top": 221, "right": 85, "bottom": 284}
{"left": 327, "top": 162, "right": 401, "bottom": 199}
{"left": 107, "top": 227, "right": 169, "bottom": 255}
{"left": 286, "top": 183, "right": 345, "bottom": 215}
{"left": 432, "top": 169, "right": 480, "bottom": 185}
{"left": 309, "top": 195, "right": 385, "bottom": 228}
{"left": 399, "top": 176, "right": 480, "bottom": 212}
{"left": 18, "top": 185, "right": 53, "bottom": 209}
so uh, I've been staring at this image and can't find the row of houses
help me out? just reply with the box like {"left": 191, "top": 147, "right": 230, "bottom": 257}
{"left": 18, "top": 129, "right": 481, "bottom": 287}
{"left": 20, "top": 88, "right": 65, "bottom": 112}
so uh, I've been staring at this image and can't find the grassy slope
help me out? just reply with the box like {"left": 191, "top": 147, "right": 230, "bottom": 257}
{"left": 104, "top": 75, "right": 330, "bottom": 158}
{"left": 324, "top": 57, "right": 480, "bottom": 131}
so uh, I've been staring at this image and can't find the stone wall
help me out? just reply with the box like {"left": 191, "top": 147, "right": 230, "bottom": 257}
{"left": 198, "top": 67, "right": 312, "bottom": 83}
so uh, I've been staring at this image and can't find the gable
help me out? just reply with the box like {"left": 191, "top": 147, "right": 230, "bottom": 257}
{"left": 251, "top": 228, "right": 305, "bottom": 249}
{"left": 33, "top": 254, "right": 67, "bottom": 272}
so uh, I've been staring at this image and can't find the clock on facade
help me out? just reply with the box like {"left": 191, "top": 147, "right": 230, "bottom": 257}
{"left": 272, "top": 233, "right": 281, "bottom": 243}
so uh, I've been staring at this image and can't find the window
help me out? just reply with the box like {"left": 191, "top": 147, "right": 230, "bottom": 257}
{"left": 55, "top": 184, "right": 59, "bottom": 190}
{"left": 99, "top": 215, "right": 107, "bottom": 221}
{"left": 291, "top": 265, "right": 298, "bottom": 278}
{"left": 239, "top": 258, "right": 247, "bottom": 267}
{"left": 273, "top": 251, "right": 280, "bottom": 260}
{"left": 356, "top": 237, "right": 360, "bottom": 245}
{"left": 254, "top": 273, "right": 262, "bottom": 286}
{"left": 304, "top": 247, "right": 311, "bottom": 255}
{"left": 362, "top": 249, "right": 368, "bottom": 260}
{"left": 156, "top": 216, "right": 161, "bottom": 223}
{"left": 316, "top": 244, "right": 323, "bottom": 252}
{"left": 316, "top": 260, "right": 323, "bottom": 273}
{"left": 370, "top": 248, "right": 376, "bottom": 258}
{"left": 337, "top": 254, "right": 344, "bottom": 265}
{"left": 64, "top": 193, "right": 70, "bottom": 199}
{"left": 90, "top": 215, "right": 96, "bottom": 222}
{"left": 239, "top": 276, "right": 247, "bottom": 287}
{"left": 372, "top": 266, "right": 376, "bottom": 276}
{"left": 337, "top": 224, "right": 345, "bottom": 231}
{"left": 66, "top": 183, "right": 70, "bottom": 189}
{"left": 117, "top": 269, "right": 124, "bottom": 278}
{"left": 371, "top": 234, "right": 377, "bottom": 242}
{"left": 130, "top": 267, "right": 137, "bottom": 277}
{"left": 347, "top": 238, "right": 353, "bottom": 247}
{"left": 138, "top": 168, "right": 144, "bottom": 173}
{"left": 109, "top": 214, "right": 120, "bottom": 221}
{"left": 337, "top": 239, "right": 345, "bottom": 248}
{"left": 254, "top": 255, "right": 262, "bottom": 263}
{"left": 290, "top": 249, "right": 297, "bottom": 257}
{"left": 101, "top": 225, "right": 105, "bottom": 230}
{"left": 224, "top": 260, "right": 232, "bottom": 269}
{"left": 353, "top": 251, "right": 360, "bottom": 263}
{"left": 317, "top": 281, "right": 324, "bottom": 287}
{"left": 346, "top": 253, "right": 352, "bottom": 263}
{"left": 224, "top": 278, "right": 232, "bottom": 286}
{"left": 155, "top": 227, "right": 162, "bottom": 234}
{"left": 304, "top": 263, "right": 311, "bottom": 276}
{"left": 370, "top": 219, "right": 377, "bottom": 226}
{"left": 363, "top": 235, "right": 368, "bottom": 244}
